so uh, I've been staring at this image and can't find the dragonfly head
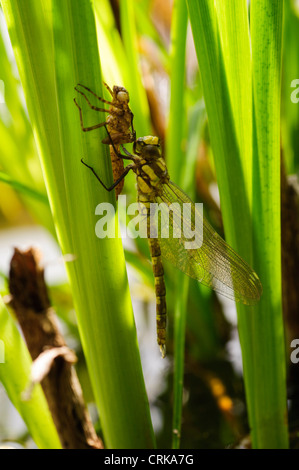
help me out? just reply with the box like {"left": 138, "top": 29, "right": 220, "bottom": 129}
{"left": 134, "top": 136, "right": 162, "bottom": 159}
{"left": 113, "top": 86, "right": 130, "bottom": 104}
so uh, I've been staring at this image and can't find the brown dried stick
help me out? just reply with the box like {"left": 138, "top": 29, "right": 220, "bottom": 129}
{"left": 8, "top": 247, "right": 103, "bottom": 449}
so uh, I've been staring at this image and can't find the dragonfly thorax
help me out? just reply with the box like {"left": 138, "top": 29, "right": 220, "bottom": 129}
{"left": 133, "top": 136, "right": 169, "bottom": 194}
{"left": 135, "top": 161, "right": 169, "bottom": 200}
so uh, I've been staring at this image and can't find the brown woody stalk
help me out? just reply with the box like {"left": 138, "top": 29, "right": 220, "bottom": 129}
{"left": 8, "top": 247, "right": 103, "bottom": 449}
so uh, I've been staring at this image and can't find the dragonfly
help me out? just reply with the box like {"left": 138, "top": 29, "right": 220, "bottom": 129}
{"left": 80, "top": 131, "right": 263, "bottom": 358}
{"left": 74, "top": 82, "right": 136, "bottom": 198}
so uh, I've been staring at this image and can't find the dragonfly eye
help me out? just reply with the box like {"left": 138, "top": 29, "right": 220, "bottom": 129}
{"left": 134, "top": 136, "right": 161, "bottom": 158}
{"left": 143, "top": 144, "right": 161, "bottom": 159}
{"left": 117, "top": 91, "right": 129, "bottom": 103}
{"left": 134, "top": 139, "right": 145, "bottom": 154}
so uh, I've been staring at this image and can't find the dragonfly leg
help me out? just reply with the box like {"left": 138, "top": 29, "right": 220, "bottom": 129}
{"left": 104, "top": 125, "right": 135, "bottom": 161}
{"left": 121, "top": 145, "right": 133, "bottom": 157}
{"left": 74, "top": 98, "right": 107, "bottom": 132}
{"left": 81, "top": 159, "right": 134, "bottom": 192}
{"left": 130, "top": 112, "right": 136, "bottom": 141}
{"left": 103, "top": 81, "right": 113, "bottom": 97}
{"left": 74, "top": 85, "right": 113, "bottom": 113}
{"left": 75, "top": 83, "right": 122, "bottom": 110}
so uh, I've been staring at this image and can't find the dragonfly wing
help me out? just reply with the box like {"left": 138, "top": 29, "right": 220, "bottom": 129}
{"left": 153, "top": 181, "right": 262, "bottom": 305}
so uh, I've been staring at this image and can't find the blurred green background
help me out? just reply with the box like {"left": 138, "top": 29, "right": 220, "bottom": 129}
{"left": 0, "top": 0, "right": 298, "bottom": 449}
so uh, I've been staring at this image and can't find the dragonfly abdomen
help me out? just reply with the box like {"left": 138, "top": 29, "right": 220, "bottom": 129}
{"left": 137, "top": 152, "right": 169, "bottom": 357}
{"left": 142, "top": 198, "right": 167, "bottom": 358}
{"left": 148, "top": 236, "right": 167, "bottom": 358}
